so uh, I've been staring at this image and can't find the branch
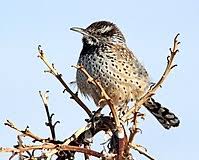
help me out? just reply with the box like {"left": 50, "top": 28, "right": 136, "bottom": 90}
{"left": 4, "top": 120, "right": 47, "bottom": 143}
{"left": 130, "top": 144, "right": 155, "bottom": 160}
{"left": 0, "top": 143, "right": 104, "bottom": 158}
{"left": 2, "top": 116, "right": 116, "bottom": 159}
{"left": 84, "top": 144, "right": 90, "bottom": 160}
{"left": 122, "top": 33, "right": 180, "bottom": 121}
{"left": 2, "top": 34, "right": 180, "bottom": 160}
{"left": 39, "top": 90, "right": 60, "bottom": 141}
{"left": 37, "top": 45, "right": 92, "bottom": 117}
{"left": 122, "top": 33, "right": 180, "bottom": 160}
{"left": 72, "top": 65, "right": 128, "bottom": 159}
{"left": 72, "top": 65, "right": 120, "bottom": 129}
{"left": 124, "top": 110, "right": 140, "bottom": 155}
{"left": 45, "top": 116, "right": 115, "bottom": 159}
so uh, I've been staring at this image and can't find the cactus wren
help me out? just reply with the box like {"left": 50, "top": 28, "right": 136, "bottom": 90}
{"left": 71, "top": 21, "right": 180, "bottom": 129}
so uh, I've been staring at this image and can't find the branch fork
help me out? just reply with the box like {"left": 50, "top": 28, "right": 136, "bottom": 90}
{"left": 1, "top": 34, "right": 180, "bottom": 160}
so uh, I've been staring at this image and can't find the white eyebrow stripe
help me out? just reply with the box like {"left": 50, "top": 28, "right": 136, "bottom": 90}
{"left": 101, "top": 26, "right": 113, "bottom": 33}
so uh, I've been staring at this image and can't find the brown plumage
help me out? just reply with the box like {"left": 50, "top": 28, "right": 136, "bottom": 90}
{"left": 71, "top": 21, "right": 180, "bottom": 129}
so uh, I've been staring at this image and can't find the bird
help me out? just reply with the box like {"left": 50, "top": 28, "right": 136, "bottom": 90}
{"left": 70, "top": 21, "right": 180, "bottom": 129}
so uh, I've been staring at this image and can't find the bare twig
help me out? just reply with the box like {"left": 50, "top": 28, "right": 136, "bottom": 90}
{"left": 130, "top": 144, "right": 155, "bottom": 160}
{"left": 0, "top": 143, "right": 104, "bottom": 158}
{"left": 116, "top": 127, "right": 127, "bottom": 160}
{"left": 45, "top": 116, "right": 115, "bottom": 159}
{"left": 73, "top": 65, "right": 127, "bottom": 159}
{"left": 17, "top": 135, "right": 32, "bottom": 160}
{"left": 2, "top": 34, "right": 180, "bottom": 160}
{"left": 37, "top": 45, "right": 92, "bottom": 117}
{"left": 84, "top": 144, "right": 90, "bottom": 160}
{"left": 4, "top": 120, "right": 47, "bottom": 143}
{"left": 8, "top": 152, "right": 18, "bottom": 160}
{"left": 73, "top": 65, "right": 120, "bottom": 129}
{"left": 122, "top": 33, "right": 180, "bottom": 121}
{"left": 39, "top": 90, "right": 59, "bottom": 140}
{"left": 122, "top": 34, "right": 180, "bottom": 160}
{"left": 125, "top": 110, "right": 140, "bottom": 155}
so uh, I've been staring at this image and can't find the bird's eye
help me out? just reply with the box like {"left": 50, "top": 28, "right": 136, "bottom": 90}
{"left": 91, "top": 36, "right": 98, "bottom": 43}
{"left": 96, "top": 31, "right": 101, "bottom": 35}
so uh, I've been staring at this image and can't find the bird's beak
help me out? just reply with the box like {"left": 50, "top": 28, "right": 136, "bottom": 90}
{"left": 70, "top": 27, "right": 89, "bottom": 36}
{"left": 70, "top": 26, "right": 99, "bottom": 43}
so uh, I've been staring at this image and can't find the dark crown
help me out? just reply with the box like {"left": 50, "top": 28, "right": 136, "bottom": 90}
{"left": 85, "top": 21, "right": 126, "bottom": 44}
{"left": 71, "top": 21, "right": 126, "bottom": 46}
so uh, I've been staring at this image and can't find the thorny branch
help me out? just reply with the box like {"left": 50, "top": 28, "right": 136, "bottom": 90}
{"left": 0, "top": 143, "right": 104, "bottom": 158}
{"left": 39, "top": 90, "right": 60, "bottom": 141}
{"left": 73, "top": 65, "right": 126, "bottom": 160}
{"left": 1, "top": 34, "right": 180, "bottom": 160}
{"left": 122, "top": 33, "right": 180, "bottom": 158}
{"left": 37, "top": 45, "right": 92, "bottom": 117}
{"left": 130, "top": 144, "right": 155, "bottom": 160}
{"left": 2, "top": 117, "right": 117, "bottom": 159}
{"left": 122, "top": 33, "right": 180, "bottom": 121}
{"left": 4, "top": 120, "right": 47, "bottom": 143}
{"left": 44, "top": 122, "right": 93, "bottom": 159}
{"left": 3, "top": 101, "right": 117, "bottom": 159}
{"left": 72, "top": 65, "right": 121, "bottom": 129}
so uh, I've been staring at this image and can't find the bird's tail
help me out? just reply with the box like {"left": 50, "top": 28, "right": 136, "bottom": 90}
{"left": 144, "top": 98, "right": 180, "bottom": 129}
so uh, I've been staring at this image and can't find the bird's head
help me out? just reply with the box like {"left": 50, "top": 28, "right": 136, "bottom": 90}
{"left": 70, "top": 21, "right": 126, "bottom": 46}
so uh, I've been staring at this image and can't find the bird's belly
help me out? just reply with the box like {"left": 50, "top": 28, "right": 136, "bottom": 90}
{"left": 76, "top": 54, "right": 150, "bottom": 107}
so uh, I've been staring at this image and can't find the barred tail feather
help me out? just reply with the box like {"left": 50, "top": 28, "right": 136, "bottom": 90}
{"left": 144, "top": 98, "right": 180, "bottom": 129}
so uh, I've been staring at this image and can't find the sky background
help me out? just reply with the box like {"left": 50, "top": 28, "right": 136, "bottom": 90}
{"left": 0, "top": 0, "right": 198, "bottom": 159}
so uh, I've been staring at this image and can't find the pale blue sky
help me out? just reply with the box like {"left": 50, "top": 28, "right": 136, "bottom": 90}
{"left": 0, "top": 0, "right": 198, "bottom": 159}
